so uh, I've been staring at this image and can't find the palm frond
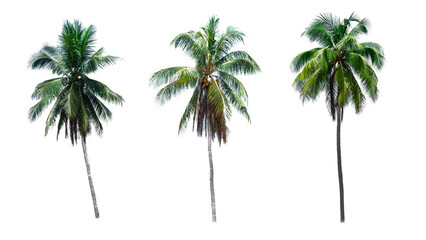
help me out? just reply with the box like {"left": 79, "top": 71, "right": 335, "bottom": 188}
{"left": 335, "top": 63, "right": 348, "bottom": 106}
{"left": 217, "top": 70, "right": 248, "bottom": 102}
{"left": 358, "top": 42, "right": 385, "bottom": 70}
{"left": 56, "top": 111, "right": 68, "bottom": 140}
{"left": 219, "top": 79, "right": 250, "bottom": 122}
{"left": 150, "top": 66, "right": 199, "bottom": 87}
{"left": 85, "top": 78, "right": 124, "bottom": 105}
{"left": 202, "top": 16, "right": 220, "bottom": 50}
{"left": 178, "top": 88, "right": 200, "bottom": 134}
{"left": 348, "top": 18, "right": 370, "bottom": 38}
{"left": 153, "top": 67, "right": 200, "bottom": 105}
{"left": 28, "top": 45, "right": 67, "bottom": 74}
{"left": 346, "top": 53, "right": 379, "bottom": 101}
{"left": 86, "top": 93, "right": 113, "bottom": 121}
{"left": 344, "top": 68, "right": 366, "bottom": 113}
{"left": 61, "top": 83, "right": 81, "bottom": 119}
{"left": 30, "top": 77, "right": 65, "bottom": 100}
{"left": 290, "top": 48, "right": 322, "bottom": 72}
{"left": 303, "top": 23, "right": 335, "bottom": 48}
{"left": 81, "top": 93, "right": 103, "bottom": 135}
{"left": 213, "top": 26, "right": 245, "bottom": 60}
{"left": 82, "top": 47, "right": 120, "bottom": 74}
{"left": 45, "top": 86, "right": 70, "bottom": 135}
{"left": 207, "top": 79, "right": 230, "bottom": 118}
{"left": 217, "top": 52, "right": 260, "bottom": 75}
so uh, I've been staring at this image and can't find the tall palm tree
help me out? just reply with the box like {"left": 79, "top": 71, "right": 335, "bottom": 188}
{"left": 150, "top": 16, "right": 260, "bottom": 222}
{"left": 28, "top": 20, "right": 124, "bottom": 218}
{"left": 290, "top": 13, "right": 384, "bottom": 222}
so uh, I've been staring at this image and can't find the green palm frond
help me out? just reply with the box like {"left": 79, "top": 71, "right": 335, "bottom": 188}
{"left": 81, "top": 93, "right": 103, "bottom": 135}
{"left": 150, "top": 66, "right": 200, "bottom": 87}
{"left": 335, "top": 64, "right": 349, "bottom": 106}
{"left": 85, "top": 78, "right": 124, "bottom": 105}
{"left": 153, "top": 67, "right": 200, "bottom": 105}
{"left": 348, "top": 18, "right": 369, "bottom": 38}
{"left": 290, "top": 48, "right": 322, "bottom": 72}
{"left": 82, "top": 47, "right": 120, "bottom": 74}
{"left": 217, "top": 70, "right": 248, "bottom": 102}
{"left": 358, "top": 42, "right": 385, "bottom": 70}
{"left": 216, "top": 50, "right": 256, "bottom": 66}
{"left": 219, "top": 79, "right": 250, "bottom": 122}
{"left": 28, "top": 45, "right": 67, "bottom": 75}
{"left": 346, "top": 53, "right": 378, "bottom": 101}
{"left": 207, "top": 79, "right": 231, "bottom": 119}
{"left": 344, "top": 69, "right": 366, "bottom": 113}
{"left": 303, "top": 23, "right": 335, "bottom": 48}
{"left": 30, "top": 77, "right": 65, "bottom": 100}
{"left": 86, "top": 93, "right": 113, "bottom": 121}
{"left": 217, "top": 57, "right": 260, "bottom": 75}
{"left": 213, "top": 26, "right": 245, "bottom": 60}
{"left": 179, "top": 88, "right": 200, "bottom": 134}
{"left": 171, "top": 32, "right": 207, "bottom": 62}
{"left": 336, "top": 34, "right": 359, "bottom": 52}
{"left": 202, "top": 16, "right": 220, "bottom": 49}
{"left": 56, "top": 111, "right": 68, "bottom": 140}
{"left": 44, "top": 87, "right": 68, "bottom": 135}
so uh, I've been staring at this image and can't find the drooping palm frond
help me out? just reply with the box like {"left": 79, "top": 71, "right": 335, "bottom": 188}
{"left": 346, "top": 53, "right": 379, "bottom": 101}
{"left": 357, "top": 42, "right": 385, "bottom": 70}
{"left": 217, "top": 70, "right": 248, "bottom": 102}
{"left": 179, "top": 87, "right": 200, "bottom": 134}
{"left": 219, "top": 79, "right": 250, "bottom": 122}
{"left": 85, "top": 78, "right": 124, "bottom": 105}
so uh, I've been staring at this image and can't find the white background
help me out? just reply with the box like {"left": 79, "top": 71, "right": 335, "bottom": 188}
{"left": 1, "top": 0, "right": 425, "bottom": 239}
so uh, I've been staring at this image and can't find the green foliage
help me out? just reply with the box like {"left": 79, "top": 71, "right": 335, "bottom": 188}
{"left": 151, "top": 16, "right": 260, "bottom": 144}
{"left": 28, "top": 20, "right": 124, "bottom": 144}
{"left": 291, "top": 13, "right": 384, "bottom": 120}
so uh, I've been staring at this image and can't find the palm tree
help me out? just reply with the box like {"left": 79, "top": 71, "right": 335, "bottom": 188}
{"left": 28, "top": 20, "right": 124, "bottom": 218}
{"left": 150, "top": 16, "right": 260, "bottom": 222}
{"left": 290, "top": 13, "right": 384, "bottom": 222}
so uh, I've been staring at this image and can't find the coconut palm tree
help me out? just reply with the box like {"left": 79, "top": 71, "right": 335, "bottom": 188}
{"left": 290, "top": 13, "right": 384, "bottom": 222}
{"left": 150, "top": 16, "right": 260, "bottom": 222}
{"left": 28, "top": 20, "right": 124, "bottom": 218}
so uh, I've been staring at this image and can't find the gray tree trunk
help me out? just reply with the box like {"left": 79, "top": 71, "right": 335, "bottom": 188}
{"left": 82, "top": 136, "right": 100, "bottom": 218}
{"left": 207, "top": 118, "right": 217, "bottom": 222}
{"left": 336, "top": 104, "right": 345, "bottom": 222}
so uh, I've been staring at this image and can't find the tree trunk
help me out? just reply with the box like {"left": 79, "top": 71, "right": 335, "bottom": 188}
{"left": 336, "top": 104, "right": 345, "bottom": 222}
{"left": 207, "top": 117, "right": 217, "bottom": 222}
{"left": 81, "top": 136, "right": 100, "bottom": 218}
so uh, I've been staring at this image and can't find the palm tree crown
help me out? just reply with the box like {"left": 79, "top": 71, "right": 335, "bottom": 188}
{"left": 150, "top": 16, "right": 260, "bottom": 144}
{"left": 291, "top": 13, "right": 384, "bottom": 119}
{"left": 28, "top": 20, "right": 124, "bottom": 143}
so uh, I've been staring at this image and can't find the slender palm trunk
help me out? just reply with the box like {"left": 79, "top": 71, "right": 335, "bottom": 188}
{"left": 81, "top": 136, "right": 100, "bottom": 218}
{"left": 207, "top": 117, "right": 217, "bottom": 222}
{"left": 336, "top": 104, "right": 345, "bottom": 222}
